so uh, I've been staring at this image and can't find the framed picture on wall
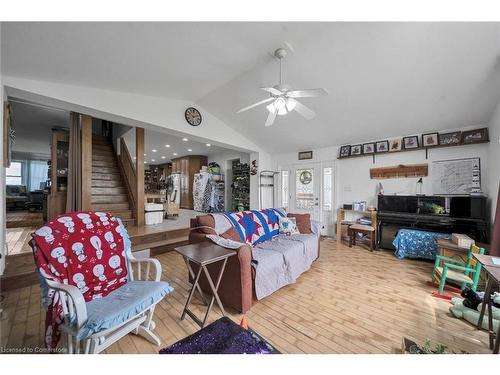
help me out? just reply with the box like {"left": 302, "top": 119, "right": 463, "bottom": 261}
{"left": 422, "top": 132, "right": 439, "bottom": 148}
{"left": 350, "top": 144, "right": 362, "bottom": 156}
{"left": 439, "top": 131, "right": 461, "bottom": 146}
{"left": 362, "top": 143, "right": 375, "bottom": 154}
{"left": 461, "top": 128, "right": 489, "bottom": 144}
{"left": 298, "top": 151, "right": 313, "bottom": 160}
{"left": 403, "top": 136, "right": 419, "bottom": 150}
{"left": 339, "top": 145, "right": 351, "bottom": 158}
{"left": 388, "top": 138, "right": 402, "bottom": 152}
{"left": 375, "top": 140, "right": 389, "bottom": 153}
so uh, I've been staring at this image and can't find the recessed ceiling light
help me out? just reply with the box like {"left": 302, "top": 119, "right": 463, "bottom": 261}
{"left": 173, "top": 152, "right": 178, "bottom": 156}
{"left": 206, "top": 143, "right": 211, "bottom": 147}
{"left": 133, "top": 156, "right": 136, "bottom": 160}
{"left": 152, "top": 149, "right": 157, "bottom": 153}
{"left": 161, "top": 156, "right": 166, "bottom": 159}
{"left": 144, "top": 153, "right": 147, "bottom": 156}
{"left": 182, "top": 138, "right": 188, "bottom": 142}
{"left": 165, "top": 144, "right": 170, "bottom": 148}
{"left": 151, "top": 159, "right": 156, "bottom": 162}
{"left": 144, "top": 161, "right": 147, "bottom": 164}
{"left": 187, "top": 149, "right": 192, "bottom": 152}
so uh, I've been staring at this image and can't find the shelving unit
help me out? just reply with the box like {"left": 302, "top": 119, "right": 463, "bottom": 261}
{"left": 47, "top": 130, "right": 69, "bottom": 219}
{"left": 336, "top": 208, "right": 378, "bottom": 243}
{"left": 231, "top": 161, "right": 250, "bottom": 211}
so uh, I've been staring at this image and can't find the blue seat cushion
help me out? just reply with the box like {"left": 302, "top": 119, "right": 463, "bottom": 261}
{"left": 76, "top": 280, "right": 173, "bottom": 340}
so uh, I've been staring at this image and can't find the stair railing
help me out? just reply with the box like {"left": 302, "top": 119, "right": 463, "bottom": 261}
{"left": 117, "top": 137, "right": 137, "bottom": 217}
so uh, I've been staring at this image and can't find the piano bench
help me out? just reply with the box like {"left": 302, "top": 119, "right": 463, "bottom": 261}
{"left": 348, "top": 224, "right": 376, "bottom": 251}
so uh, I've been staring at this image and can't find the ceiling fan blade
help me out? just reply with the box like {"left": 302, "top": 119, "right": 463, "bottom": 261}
{"left": 294, "top": 100, "right": 316, "bottom": 120}
{"left": 265, "top": 109, "right": 277, "bottom": 127}
{"left": 236, "top": 97, "right": 274, "bottom": 113}
{"left": 287, "top": 88, "right": 328, "bottom": 98}
{"left": 260, "top": 87, "right": 283, "bottom": 96}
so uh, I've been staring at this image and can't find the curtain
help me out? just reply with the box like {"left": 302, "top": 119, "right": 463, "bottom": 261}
{"left": 66, "top": 112, "right": 82, "bottom": 212}
{"left": 28, "top": 160, "right": 49, "bottom": 190}
{"left": 491, "top": 184, "right": 500, "bottom": 257}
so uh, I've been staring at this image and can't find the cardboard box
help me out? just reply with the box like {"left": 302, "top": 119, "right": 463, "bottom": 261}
{"left": 451, "top": 233, "right": 475, "bottom": 249}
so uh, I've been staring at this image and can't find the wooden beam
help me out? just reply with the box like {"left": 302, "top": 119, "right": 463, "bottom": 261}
{"left": 81, "top": 115, "right": 93, "bottom": 210}
{"left": 135, "top": 127, "right": 145, "bottom": 226}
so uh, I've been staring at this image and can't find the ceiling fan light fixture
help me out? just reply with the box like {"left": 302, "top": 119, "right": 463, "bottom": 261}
{"left": 286, "top": 97, "right": 297, "bottom": 111}
{"left": 266, "top": 102, "right": 276, "bottom": 113}
{"left": 277, "top": 106, "right": 287, "bottom": 116}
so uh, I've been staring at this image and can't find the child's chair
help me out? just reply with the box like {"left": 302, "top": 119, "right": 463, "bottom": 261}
{"left": 433, "top": 244, "right": 485, "bottom": 294}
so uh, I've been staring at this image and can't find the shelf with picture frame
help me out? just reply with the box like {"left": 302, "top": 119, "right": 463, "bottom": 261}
{"left": 337, "top": 127, "right": 489, "bottom": 162}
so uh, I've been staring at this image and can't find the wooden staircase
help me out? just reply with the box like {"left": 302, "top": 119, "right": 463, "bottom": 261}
{"left": 92, "top": 135, "right": 135, "bottom": 226}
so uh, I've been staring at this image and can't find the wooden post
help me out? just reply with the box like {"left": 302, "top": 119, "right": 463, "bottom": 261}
{"left": 81, "top": 115, "right": 92, "bottom": 210}
{"left": 135, "top": 127, "right": 145, "bottom": 227}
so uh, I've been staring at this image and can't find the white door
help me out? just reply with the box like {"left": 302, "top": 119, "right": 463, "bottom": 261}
{"left": 280, "top": 161, "right": 334, "bottom": 236}
{"left": 289, "top": 163, "right": 321, "bottom": 221}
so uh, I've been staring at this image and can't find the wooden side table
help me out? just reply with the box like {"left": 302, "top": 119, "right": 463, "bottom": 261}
{"left": 436, "top": 239, "right": 469, "bottom": 261}
{"left": 474, "top": 253, "right": 500, "bottom": 354}
{"left": 175, "top": 242, "right": 236, "bottom": 328}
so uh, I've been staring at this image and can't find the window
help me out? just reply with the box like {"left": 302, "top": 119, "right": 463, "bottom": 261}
{"left": 29, "top": 160, "right": 49, "bottom": 190}
{"left": 6, "top": 162, "right": 23, "bottom": 185}
{"left": 295, "top": 168, "right": 314, "bottom": 210}
{"left": 323, "top": 167, "right": 333, "bottom": 211}
{"left": 281, "top": 170, "right": 289, "bottom": 209}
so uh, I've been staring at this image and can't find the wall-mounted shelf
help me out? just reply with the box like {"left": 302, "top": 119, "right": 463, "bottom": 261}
{"left": 370, "top": 163, "right": 428, "bottom": 179}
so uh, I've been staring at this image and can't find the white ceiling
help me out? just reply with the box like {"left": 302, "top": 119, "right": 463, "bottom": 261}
{"left": 3, "top": 22, "right": 500, "bottom": 153}
{"left": 9, "top": 100, "right": 69, "bottom": 157}
{"left": 141, "top": 128, "right": 243, "bottom": 165}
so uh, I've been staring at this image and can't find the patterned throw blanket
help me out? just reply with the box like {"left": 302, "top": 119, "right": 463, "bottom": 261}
{"left": 223, "top": 208, "right": 285, "bottom": 246}
{"left": 32, "top": 211, "right": 129, "bottom": 348}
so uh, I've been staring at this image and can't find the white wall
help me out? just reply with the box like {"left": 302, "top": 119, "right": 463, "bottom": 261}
{"left": 0, "top": 23, "right": 5, "bottom": 274}
{"left": 273, "top": 130, "right": 492, "bottom": 217}
{"left": 488, "top": 102, "right": 500, "bottom": 222}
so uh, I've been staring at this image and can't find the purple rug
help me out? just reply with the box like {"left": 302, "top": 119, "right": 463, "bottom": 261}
{"left": 159, "top": 317, "right": 279, "bottom": 354}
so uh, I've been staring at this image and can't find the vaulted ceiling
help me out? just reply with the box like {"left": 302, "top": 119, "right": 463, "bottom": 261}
{"left": 2, "top": 22, "right": 500, "bottom": 153}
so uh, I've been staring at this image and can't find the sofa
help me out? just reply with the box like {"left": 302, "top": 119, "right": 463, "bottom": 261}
{"left": 188, "top": 210, "right": 321, "bottom": 313}
{"left": 6, "top": 184, "right": 29, "bottom": 210}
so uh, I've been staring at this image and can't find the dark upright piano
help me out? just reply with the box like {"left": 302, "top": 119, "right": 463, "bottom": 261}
{"left": 377, "top": 195, "right": 489, "bottom": 250}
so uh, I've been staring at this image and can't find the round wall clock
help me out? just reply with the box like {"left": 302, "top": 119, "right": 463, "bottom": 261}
{"left": 185, "top": 107, "right": 202, "bottom": 126}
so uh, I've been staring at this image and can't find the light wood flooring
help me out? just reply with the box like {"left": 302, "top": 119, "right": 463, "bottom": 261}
{"left": 6, "top": 211, "right": 43, "bottom": 229}
{"left": 6, "top": 227, "right": 35, "bottom": 256}
{"left": 0, "top": 239, "right": 492, "bottom": 354}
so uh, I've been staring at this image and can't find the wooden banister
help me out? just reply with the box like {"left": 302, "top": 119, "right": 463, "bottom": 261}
{"left": 117, "top": 137, "right": 137, "bottom": 216}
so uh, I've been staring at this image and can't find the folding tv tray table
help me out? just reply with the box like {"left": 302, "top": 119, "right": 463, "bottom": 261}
{"left": 175, "top": 242, "right": 236, "bottom": 328}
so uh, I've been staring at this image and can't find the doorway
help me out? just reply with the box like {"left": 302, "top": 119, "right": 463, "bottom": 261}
{"left": 279, "top": 161, "right": 335, "bottom": 236}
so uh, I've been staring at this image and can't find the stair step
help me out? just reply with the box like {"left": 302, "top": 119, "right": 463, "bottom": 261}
{"left": 92, "top": 194, "right": 128, "bottom": 204}
{"left": 92, "top": 144, "right": 114, "bottom": 153}
{"left": 92, "top": 153, "right": 116, "bottom": 161}
{"left": 92, "top": 172, "right": 122, "bottom": 181}
{"left": 92, "top": 187, "right": 126, "bottom": 195}
{"left": 92, "top": 202, "right": 130, "bottom": 211}
{"left": 121, "top": 218, "right": 135, "bottom": 227}
{"left": 108, "top": 210, "right": 133, "bottom": 219}
{"left": 92, "top": 159, "right": 118, "bottom": 167}
{"left": 92, "top": 179, "right": 123, "bottom": 188}
{"left": 92, "top": 166, "right": 120, "bottom": 174}
{"left": 92, "top": 135, "right": 112, "bottom": 144}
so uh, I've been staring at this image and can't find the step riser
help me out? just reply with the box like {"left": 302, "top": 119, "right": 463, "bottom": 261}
{"left": 92, "top": 187, "right": 126, "bottom": 195}
{"left": 92, "top": 160, "right": 118, "bottom": 167}
{"left": 92, "top": 167, "right": 120, "bottom": 174}
{"left": 92, "top": 173, "right": 121, "bottom": 181}
{"left": 92, "top": 203, "right": 130, "bottom": 211}
{"left": 92, "top": 180, "right": 123, "bottom": 188}
{"left": 92, "top": 195, "right": 128, "bottom": 204}
{"left": 108, "top": 211, "right": 133, "bottom": 219}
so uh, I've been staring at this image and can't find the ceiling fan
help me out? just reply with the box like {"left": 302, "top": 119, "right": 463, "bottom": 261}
{"left": 237, "top": 47, "right": 328, "bottom": 127}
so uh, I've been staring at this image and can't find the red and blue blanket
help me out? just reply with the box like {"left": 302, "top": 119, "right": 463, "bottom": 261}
{"left": 224, "top": 208, "right": 285, "bottom": 246}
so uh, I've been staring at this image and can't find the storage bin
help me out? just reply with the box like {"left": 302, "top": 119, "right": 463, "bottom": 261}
{"left": 145, "top": 203, "right": 164, "bottom": 225}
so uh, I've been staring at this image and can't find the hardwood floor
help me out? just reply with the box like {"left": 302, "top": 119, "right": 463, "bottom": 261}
{"left": 0, "top": 239, "right": 492, "bottom": 354}
{"left": 6, "top": 211, "right": 43, "bottom": 229}
{"left": 5, "top": 227, "right": 35, "bottom": 256}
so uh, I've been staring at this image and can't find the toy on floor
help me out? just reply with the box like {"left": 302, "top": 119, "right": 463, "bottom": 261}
{"left": 450, "top": 289, "right": 500, "bottom": 333}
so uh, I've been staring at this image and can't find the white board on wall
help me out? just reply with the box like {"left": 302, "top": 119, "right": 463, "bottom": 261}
{"left": 432, "top": 158, "right": 481, "bottom": 195}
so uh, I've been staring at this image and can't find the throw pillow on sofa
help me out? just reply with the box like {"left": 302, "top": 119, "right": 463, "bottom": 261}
{"left": 287, "top": 213, "right": 312, "bottom": 234}
{"left": 279, "top": 216, "right": 299, "bottom": 235}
